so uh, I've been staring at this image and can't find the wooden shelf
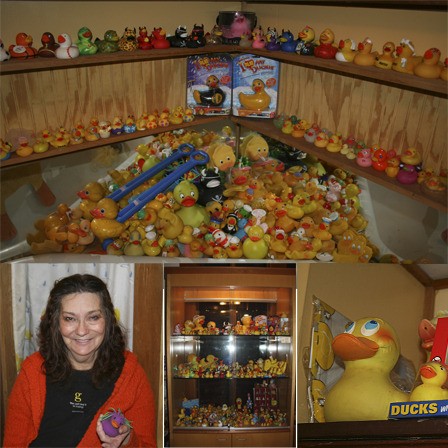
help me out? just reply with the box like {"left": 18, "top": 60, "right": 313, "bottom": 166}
{"left": 231, "top": 116, "right": 448, "bottom": 213}
{"left": 0, "top": 116, "right": 223, "bottom": 169}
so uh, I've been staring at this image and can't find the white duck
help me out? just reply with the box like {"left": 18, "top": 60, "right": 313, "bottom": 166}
{"left": 56, "top": 33, "right": 79, "bottom": 59}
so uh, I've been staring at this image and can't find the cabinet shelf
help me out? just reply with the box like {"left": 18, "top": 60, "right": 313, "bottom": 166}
{"left": 0, "top": 116, "right": 223, "bottom": 169}
{"left": 231, "top": 116, "right": 448, "bottom": 213}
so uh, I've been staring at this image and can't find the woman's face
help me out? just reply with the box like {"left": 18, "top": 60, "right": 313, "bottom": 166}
{"left": 59, "top": 292, "right": 106, "bottom": 370}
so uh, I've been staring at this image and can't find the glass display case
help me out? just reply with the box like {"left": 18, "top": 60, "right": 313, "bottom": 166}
{"left": 165, "top": 266, "right": 296, "bottom": 448}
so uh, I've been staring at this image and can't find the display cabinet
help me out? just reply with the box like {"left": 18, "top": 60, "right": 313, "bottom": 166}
{"left": 165, "top": 266, "right": 296, "bottom": 447}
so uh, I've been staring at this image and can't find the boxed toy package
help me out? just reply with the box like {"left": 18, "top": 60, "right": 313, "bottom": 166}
{"left": 232, "top": 54, "right": 280, "bottom": 118}
{"left": 186, "top": 53, "right": 232, "bottom": 116}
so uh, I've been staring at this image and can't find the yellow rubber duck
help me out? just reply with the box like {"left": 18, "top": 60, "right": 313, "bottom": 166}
{"left": 354, "top": 37, "right": 378, "bottom": 66}
{"left": 314, "top": 131, "right": 329, "bottom": 149}
{"left": 324, "top": 317, "right": 409, "bottom": 421}
{"left": 414, "top": 48, "right": 443, "bottom": 79}
{"left": 90, "top": 198, "right": 127, "bottom": 242}
{"left": 375, "top": 41, "right": 396, "bottom": 70}
{"left": 77, "top": 181, "right": 107, "bottom": 219}
{"left": 326, "top": 134, "right": 343, "bottom": 153}
{"left": 335, "top": 38, "right": 356, "bottom": 63}
{"left": 242, "top": 225, "right": 270, "bottom": 259}
{"left": 409, "top": 361, "right": 448, "bottom": 401}
{"left": 238, "top": 79, "right": 271, "bottom": 111}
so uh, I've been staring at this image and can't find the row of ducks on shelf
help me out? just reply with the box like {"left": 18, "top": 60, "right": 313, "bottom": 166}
{"left": 0, "top": 24, "right": 211, "bottom": 61}
{"left": 274, "top": 115, "right": 446, "bottom": 194}
{"left": 239, "top": 26, "right": 448, "bottom": 81}
{"left": 0, "top": 107, "right": 195, "bottom": 161}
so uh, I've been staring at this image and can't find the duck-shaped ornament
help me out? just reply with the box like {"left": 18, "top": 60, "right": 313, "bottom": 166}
{"left": 314, "top": 28, "right": 337, "bottom": 59}
{"left": 76, "top": 26, "right": 98, "bottom": 55}
{"left": 174, "top": 180, "right": 210, "bottom": 228}
{"left": 375, "top": 41, "right": 396, "bottom": 70}
{"left": 414, "top": 48, "right": 443, "bottom": 79}
{"left": 324, "top": 317, "right": 409, "bottom": 421}
{"left": 392, "top": 39, "right": 422, "bottom": 74}
{"left": 409, "top": 361, "right": 448, "bottom": 401}
{"left": 335, "top": 38, "right": 356, "bottom": 63}
{"left": 295, "top": 26, "right": 316, "bottom": 56}
{"left": 238, "top": 79, "right": 271, "bottom": 112}
{"left": 9, "top": 32, "right": 38, "bottom": 59}
{"left": 95, "top": 30, "right": 120, "bottom": 53}
{"left": 354, "top": 38, "right": 377, "bottom": 66}
{"left": 56, "top": 33, "right": 79, "bottom": 59}
{"left": 38, "top": 32, "right": 59, "bottom": 57}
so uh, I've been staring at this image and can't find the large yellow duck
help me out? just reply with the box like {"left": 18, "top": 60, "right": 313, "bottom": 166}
{"left": 409, "top": 361, "right": 448, "bottom": 401}
{"left": 90, "top": 198, "right": 128, "bottom": 242}
{"left": 324, "top": 317, "right": 409, "bottom": 421}
{"left": 238, "top": 79, "right": 271, "bottom": 111}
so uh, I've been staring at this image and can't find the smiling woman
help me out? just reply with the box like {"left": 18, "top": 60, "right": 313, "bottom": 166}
{"left": 3, "top": 274, "right": 157, "bottom": 448}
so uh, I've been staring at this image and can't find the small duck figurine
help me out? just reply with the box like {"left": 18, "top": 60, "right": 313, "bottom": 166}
{"left": 441, "top": 57, "right": 448, "bottom": 81}
{"left": 205, "top": 25, "right": 222, "bottom": 46}
{"left": 9, "top": 32, "right": 38, "bottom": 59}
{"left": 400, "top": 146, "right": 422, "bottom": 168}
{"left": 123, "top": 230, "right": 145, "bottom": 256}
{"left": 37, "top": 32, "right": 59, "bottom": 57}
{"left": 251, "top": 26, "right": 265, "bottom": 49}
{"left": 0, "top": 139, "right": 12, "bottom": 160}
{"left": 353, "top": 37, "right": 377, "bottom": 66}
{"left": 414, "top": 48, "right": 443, "bottom": 79}
{"left": 137, "top": 26, "right": 153, "bottom": 50}
{"left": 186, "top": 24, "right": 206, "bottom": 48}
{"left": 325, "top": 317, "right": 409, "bottom": 421}
{"left": 326, "top": 134, "right": 343, "bottom": 153}
{"left": 95, "top": 30, "right": 120, "bottom": 53}
{"left": 152, "top": 27, "right": 171, "bottom": 49}
{"left": 0, "top": 38, "right": 10, "bottom": 61}
{"left": 371, "top": 146, "right": 388, "bottom": 171}
{"left": 169, "top": 25, "right": 188, "bottom": 47}
{"left": 265, "top": 27, "right": 281, "bottom": 51}
{"left": 375, "top": 41, "right": 396, "bottom": 70}
{"left": 90, "top": 198, "right": 128, "bottom": 242}
{"left": 77, "top": 181, "right": 107, "bottom": 219}
{"left": 396, "top": 163, "right": 419, "bottom": 184}
{"left": 76, "top": 26, "right": 98, "bottom": 55}
{"left": 314, "top": 131, "right": 330, "bottom": 149}
{"left": 118, "top": 27, "right": 138, "bottom": 52}
{"left": 295, "top": 25, "right": 316, "bottom": 56}
{"left": 409, "top": 361, "right": 448, "bottom": 401}
{"left": 356, "top": 147, "right": 373, "bottom": 168}
{"left": 238, "top": 78, "right": 271, "bottom": 111}
{"left": 243, "top": 225, "right": 270, "bottom": 259}
{"left": 279, "top": 29, "right": 298, "bottom": 53}
{"left": 16, "top": 136, "right": 33, "bottom": 157}
{"left": 193, "top": 75, "right": 226, "bottom": 107}
{"left": 392, "top": 38, "right": 422, "bottom": 74}
{"left": 55, "top": 33, "right": 80, "bottom": 59}
{"left": 314, "top": 28, "right": 338, "bottom": 59}
{"left": 335, "top": 38, "right": 356, "bottom": 63}
{"left": 173, "top": 180, "right": 210, "bottom": 228}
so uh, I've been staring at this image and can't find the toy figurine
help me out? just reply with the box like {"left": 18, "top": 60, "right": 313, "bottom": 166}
{"left": 118, "top": 27, "right": 138, "bottom": 52}
{"left": 265, "top": 27, "right": 280, "bottom": 51}
{"left": 205, "top": 25, "right": 222, "bottom": 46}
{"left": 392, "top": 38, "right": 422, "bottom": 74}
{"left": 95, "top": 30, "right": 120, "bottom": 53}
{"left": 396, "top": 164, "right": 419, "bottom": 184}
{"left": 173, "top": 180, "right": 210, "bottom": 228}
{"left": 9, "top": 32, "right": 38, "bottom": 59}
{"left": 168, "top": 25, "right": 188, "bottom": 48}
{"left": 335, "top": 38, "right": 356, "bottom": 63}
{"left": 16, "top": 136, "right": 33, "bottom": 157}
{"left": 238, "top": 78, "right": 271, "bottom": 111}
{"left": 193, "top": 75, "right": 226, "bottom": 107}
{"left": 151, "top": 27, "right": 170, "bottom": 49}
{"left": 197, "top": 167, "right": 225, "bottom": 206}
{"left": 354, "top": 37, "right": 377, "bottom": 66}
{"left": 55, "top": 33, "right": 80, "bottom": 59}
{"left": 375, "top": 41, "right": 396, "bottom": 70}
{"left": 0, "top": 38, "right": 10, "bottom": 61}
{"left": 123, "top": 114, "right": 137, "bottom": 133}
{"left": 243, "top": 225, "right": 269, "bottom": 259}
{"left": 251, "top": 26, "right": 265, "bottom": 49}
{"left": 90, "top": 198, "right": 127, "bottom": 242}
{"left": 314, "top": 28, "right": 337, "bottom": 59}
{"left": 98, "top": 121, "right": 111, "bottom": 138}
{"left": 356, "top": 147, "right": 373, "bottom": 168}
{"left": 110, "top": 116, "right": 124, "bottom": 135}
{"left": 371, "top": 146, "right": 388, "bottom": 171}
{"left": 414, "top": 48, "right": 443, "bottom": 79}
{"left": 409, "top": 361, "right": 448, "bottom": 401}
{"left": 0, "top": 139, "right": 12, "bottom": 160}
{"left": 137, "top": 26, "right": 153, "bottom": 50}
{"left": 100, "top": 409, "right": 132, "bottom": 437}
{"left": 279, "top": 30, "right": 298, "bottom": 53}
{"left": 37, "top": 32, "right": 59, "bottom": 57}
{"left": 186, "top": 24, "right": 206, "bottom": 48}
{"left": 76, "top": 26, "right": 98, "bottom": 55}
{"left": 324, "top": 317, "right": 409, "bottom": 421}
{"left": 295, "top": 26, "right": 316, "bottom": 56}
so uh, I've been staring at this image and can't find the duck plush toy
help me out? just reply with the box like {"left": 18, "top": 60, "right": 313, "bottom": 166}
{"left": 409, "top": 361, "right": 448, "bottom": 401}
{"left": 324, "top": 317, "right": 409, "bottom": 421}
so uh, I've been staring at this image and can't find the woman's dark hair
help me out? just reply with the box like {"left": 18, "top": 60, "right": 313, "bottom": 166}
{"left": 38, "top": 273, "right": 126, "bottom": 386}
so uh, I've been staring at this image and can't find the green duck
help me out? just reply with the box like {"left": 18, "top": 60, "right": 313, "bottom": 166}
{"left": 95, "top": 29, "right": 119, "bottom": 53}
{"left": 76, "top": 26, "right": 98, "bottom": 55}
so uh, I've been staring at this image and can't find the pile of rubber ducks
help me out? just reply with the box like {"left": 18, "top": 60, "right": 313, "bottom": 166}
{"left": 1, "top": 107, "right": 195, "bottom": 161}
{"left": 176, "top": 402, "right": 288, "bottom": 428}
{"left": 174, "top": 313, "right": 290, "bottom": 336}
{"left": 276, "top": 113, "right": 447, "bottom": 196}
{"left": 173, "top": 354, "right": 288, "bottom": 379}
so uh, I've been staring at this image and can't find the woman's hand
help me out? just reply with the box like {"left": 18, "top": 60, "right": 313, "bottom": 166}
{"left": 96, "top": 416, "right": 131, "bottom": 448}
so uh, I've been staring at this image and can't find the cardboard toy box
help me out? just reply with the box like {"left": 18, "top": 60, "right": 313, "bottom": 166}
{"left": 232, "top": 53, "right": 280, "bottom": 118}
{"left": 186, "top": 53, "right": 232, "bottom": 116}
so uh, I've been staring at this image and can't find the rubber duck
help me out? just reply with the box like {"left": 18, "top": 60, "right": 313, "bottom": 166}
{"left": 55, "top": 34, "right": 79, "bottom": 59}
{"left": 375, "top": 41, "right": 396, "bottom": 70}
{"left": 238, "top": 79, "right": 271, "bottom": 111}
{"left": 279, "top": 30, "right": 298, "bottom": 53}
{"left": 314, "top": 131, "right": 329, "bottom": 149}
{"left": 0, "top": 139, "right": 12, "bottom": 160}
{"left": 37, "top": 32, "right": 59, "bottom": 57}
{"left": 409, "top": 362, "right": 448, "bottom": 401}
{"left": 243, "top": 225, "right": 269, "bottom": 259}
{"left": 193, "top": 75, "right": 226, "bottom": 107}
{"left": 372, "top": 147, "right": 388, "bottom": 171}
{"left": 137, "top": 26, "right": 153, "bottom": 50}
{"left": 265, "top": 27, "right": 281, "bottom": 51}
{"left": 0, "top": 38, "right": 10, "bottom": 61}
{"left": 392, "top": 39, "right": 422, "bottom": 74}
{"left": 295, "top": 26, "right": 316, "bottom": 56}
{"left": 157, "top": 207, "right": 184, "bottom": 240}
{"left": 9, "top": 32, "right": 37, "bottom": 59}
{"left": 205, "top": 25, "right": 222, "bottom": 46}
{"left": 356, "top": 148, "right": 373, "bottom": 167}
{"left": 90, "top": 198, "right": 127, "bottom": 242}
{"left": 95, "top": 30, "right": 120, "bottom": 53}
{"left": 325, "top": 317, "right": 408, "bottom": 421}
{"left": 400, "top": 147, "right": 422, "bottom": 167}
{"left": 123, "top": 114, "right": 137, "bottom": 133}
{"left": 441, "top": 58, "right": 448, "bottom": 81}
{"left": 173, "top": 180, "right": 210, "bottom": 228}
{"left": 335, "top": 38, "right": 356, "bottom": 63}
{"left": 414, "top": 48, "right": 443, "bottom": 79}
{"left": 251, "top": 26, "right": 265, "bottom": 49}
{"left": 353, "top": 38, "right": 377, "bottom": 66}
{"left": 397, "top": 164, "right": 419, "bottom": 184}
{"left": 14, "top": 136, "right": 33, "bottom": 157}
{"left": 76, "top": 26, "right": 98, "bottom": 55}
{"left": 186, "top": 24, "right": 206, "bottom": 48}
{"left": 152, "top": 27, "right": 171, "bottom": 49}
{"left": 226, "top": 236, "right": 244, "bottom": 259}
{"left": 123, "top": 230, "right": 145, "bottom": 256}
{"left": 107, "top": 238, "right": 125, "bottom": 256}
{"left": 385, "top": 156, "right": 400, "bottom": 178}
{"left": 77, "top": 181, "right": 107, "bottom": 219}
{"left": 326, "top": 134, "right": 343, "bottom": 153}
{"left": 118, "top": 27, "right": 138, "bottom": 52}
{"left": 169, "top": 25, "right": 188, "bottom": 47}
{"left": 281, "top": 119, "right": 294, "bottom": 135}
{"left": 314, "top": 28, "right": 337, "bottom": 59}
{"left": 304, "top": 127, "right": 317, "bottom": 143}
{"left": 111, "top": 117, "right": 124, "bottom": 135}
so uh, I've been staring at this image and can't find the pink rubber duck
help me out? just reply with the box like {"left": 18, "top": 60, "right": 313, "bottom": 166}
{"left": 356, "top": 148, "right": 372, "bottom": 167}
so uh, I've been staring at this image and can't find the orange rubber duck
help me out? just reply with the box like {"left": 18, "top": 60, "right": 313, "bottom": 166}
{"left": 414, "top": 48, "right": 443, "bottom": 79}
{"left": 9, "top": 32, "right": 37, "bottom": 59}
